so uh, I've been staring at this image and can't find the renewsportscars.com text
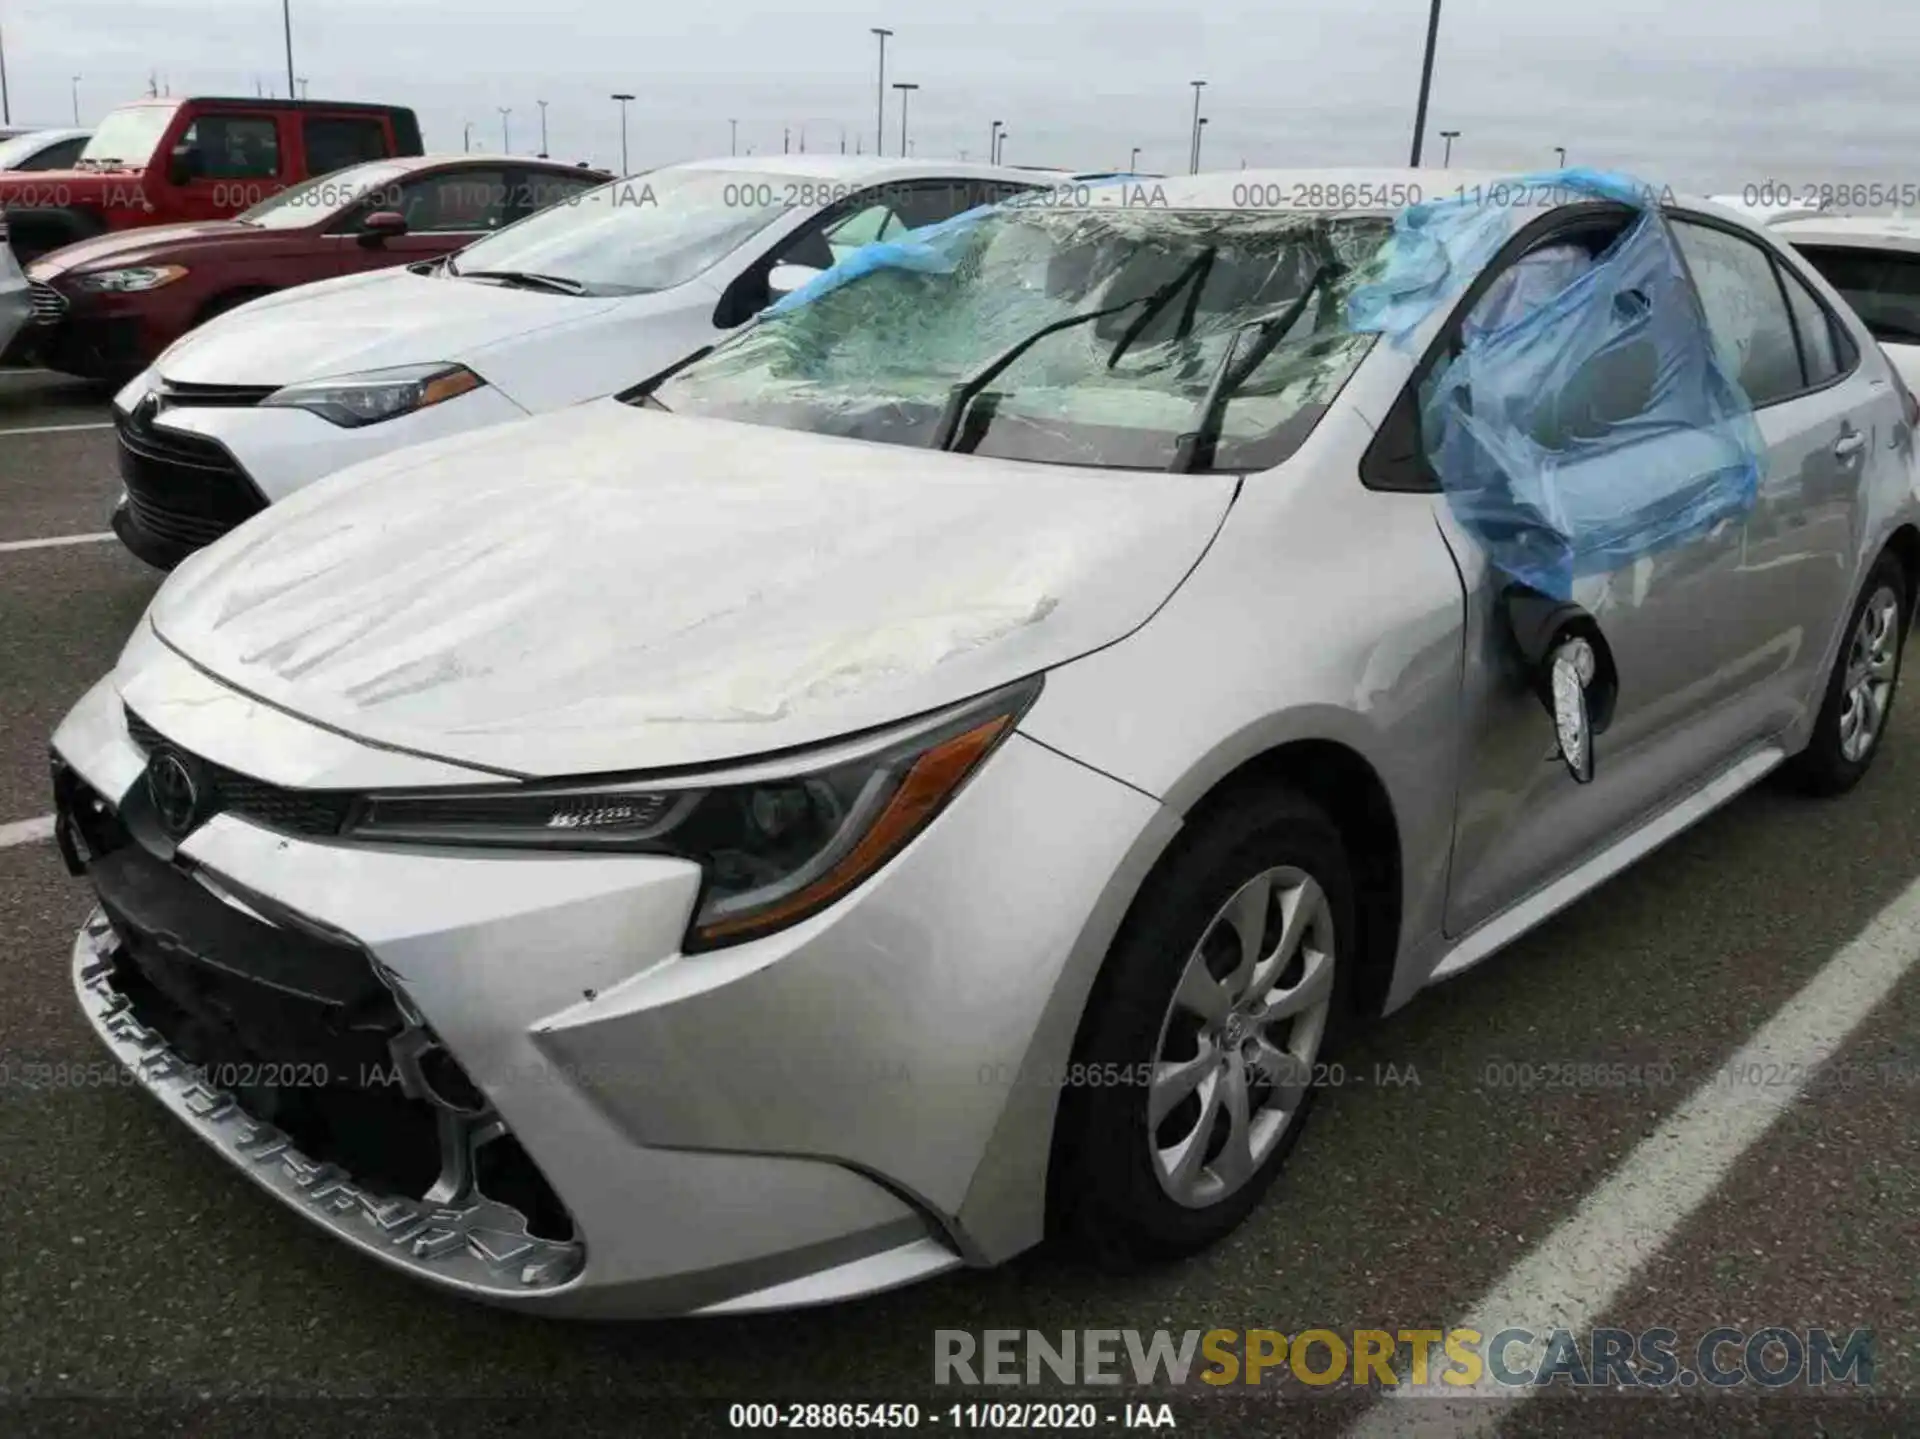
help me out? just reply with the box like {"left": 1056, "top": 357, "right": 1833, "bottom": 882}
{"left": 933, "top": 1327, "right": 1873, "bottom": 1390}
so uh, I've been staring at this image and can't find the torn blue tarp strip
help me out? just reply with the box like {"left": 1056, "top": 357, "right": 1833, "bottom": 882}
{"left": 1411, "top": 175, "right": 1762, "bottom": 598}
{"left": 763, "top": 204, "right": 996, "bottom": 316}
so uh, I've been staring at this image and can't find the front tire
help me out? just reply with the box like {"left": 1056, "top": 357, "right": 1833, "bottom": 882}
{"left": 1053, "top": 784, "right": 1354, "bottom": 1267}
{"left": 1783, "top": 551, "right": 1907, "bottom": 796}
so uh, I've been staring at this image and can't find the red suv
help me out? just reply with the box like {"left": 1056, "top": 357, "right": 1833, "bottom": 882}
{"left": 0, "top": 96, "right": 423, "bottom": 263}
{"left": 23, "top": 155, "right": 608, "bottom": 381}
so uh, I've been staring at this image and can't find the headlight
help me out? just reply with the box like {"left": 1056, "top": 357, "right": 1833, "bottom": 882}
{"left": 345, "top": 678, "right": 1040, "bottom": 950}
{"left": 71, "top": 265, "right": 189, "bottom": 293}
{"left": 260, "top": 362, "right": 485, "bottom": 428}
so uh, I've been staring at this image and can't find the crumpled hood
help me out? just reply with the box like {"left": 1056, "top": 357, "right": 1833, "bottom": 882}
{"left": 153, "top": 267, "right": 626, "bottom": 389}
{"left": 150, "top": 400, "right": 1236, "bottom": 778}
{"left": 32, "top": 220, "right": 251, "bottom": 276}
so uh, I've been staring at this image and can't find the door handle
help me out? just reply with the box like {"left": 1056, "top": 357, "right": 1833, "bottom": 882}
{"left": 1834, "top": 430, "right": 1867, "bottom": 461}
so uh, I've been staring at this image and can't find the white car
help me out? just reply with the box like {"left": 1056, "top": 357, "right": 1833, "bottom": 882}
{"left": 1772, "top": 214, "right": 1920, "bottom": 391}
{"left": 0, "top": 127, "right": 90, "bottom": 171}
{"left": 105, "top": 155, "right": 1044, "bottom": 568}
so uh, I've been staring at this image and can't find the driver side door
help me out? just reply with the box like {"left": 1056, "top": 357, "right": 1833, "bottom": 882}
{"left": 1428, "top": 211, "right": 1787, "bottom": 938}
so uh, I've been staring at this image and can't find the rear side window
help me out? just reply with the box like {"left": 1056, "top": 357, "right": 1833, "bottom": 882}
{"left": 1669, "top": 219, "right": 1804, "bottom": 407}
{"left": 1778, "top": 265, "right": 1844, "bottom": 385}
{"left": 1792, "top": 244, "right": 1920, "bottom": 349}
{"left": 180, "top": 115, "right": 282, "bottom": 180}
{"left": 304, "top": 117, "right": 390, "bottom": 176}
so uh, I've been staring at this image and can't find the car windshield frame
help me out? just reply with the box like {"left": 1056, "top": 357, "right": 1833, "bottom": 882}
{"left": 235, "top": 159, "right": 418, "bottom": 229}
{"left": 76, "top": 105, "right": 177, "bottom": 169}
{"left": 645, "top": 202, "right": 1397, "bottom": 475}
{"left": 443, "top": 167, "right": 810, "bottom": 297}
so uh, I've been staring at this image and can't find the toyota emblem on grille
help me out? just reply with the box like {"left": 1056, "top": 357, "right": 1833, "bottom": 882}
{"left": 146, "top": 751, "right": 200, "bottom": 838}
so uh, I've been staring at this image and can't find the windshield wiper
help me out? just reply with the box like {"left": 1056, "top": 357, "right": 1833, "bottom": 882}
{"left": 930, "top": 248, "right": 1219, "bottom": 453}
{"left": 452, "top": 268, "right": 588, "bottom": 296}
{"left": 1169, "top": 262, "right": 1342, "bottom": 474}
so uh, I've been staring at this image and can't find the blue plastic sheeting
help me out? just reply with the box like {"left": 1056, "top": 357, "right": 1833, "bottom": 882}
{"left": 1346, "top": 168, "right": 1673, "bottom": 344}
{"left": 764, "top": 204, "right": 997, "bottom": 316}
{"left": 1342, "top": 167, "right": 1761, "bottom": 598}
{"left": 764, "top": 178, "right": 1146, "bottom": 318}
{"left": 1422, "top": 205, "right": 1763, "bottom": 599}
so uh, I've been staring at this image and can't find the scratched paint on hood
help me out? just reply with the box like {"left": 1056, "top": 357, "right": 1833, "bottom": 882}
{"left": 152, "top": 400, "right": 1235, "bottom": 777}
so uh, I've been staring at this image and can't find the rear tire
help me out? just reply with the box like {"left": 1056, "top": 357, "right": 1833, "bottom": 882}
{"left": 1782, "top": 551, "right": 1907, "bottom": 796}
{"left": 1053, "top": 784, "right": 1354, "bottom": 1268}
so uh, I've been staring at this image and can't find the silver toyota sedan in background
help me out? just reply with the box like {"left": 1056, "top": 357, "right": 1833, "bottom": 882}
{"left": 48, "top": 168, "right": 1917, "bottom": 1318}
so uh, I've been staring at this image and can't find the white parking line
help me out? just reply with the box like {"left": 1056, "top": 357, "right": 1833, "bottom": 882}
{"left": 0, "top": 421, "right": 113, "bottom": 436}
{"left": 0, "top": 532, "right": 113, "bottom": 554}
{"left": 0, "top": 815, "right": 55, "bottom": 850}
{"left": 1346, "top": 869, "right": 1920, "bottom": 1436}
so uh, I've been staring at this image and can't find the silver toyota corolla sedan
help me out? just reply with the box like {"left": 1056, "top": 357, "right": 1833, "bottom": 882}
{"left": 49, "top": 168, "right": 1918, "bottom": 1318}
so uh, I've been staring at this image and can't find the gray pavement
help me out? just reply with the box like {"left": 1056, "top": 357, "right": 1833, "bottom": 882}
{"left": 0, "top": 373, "right": 1916, "bottom": 1438}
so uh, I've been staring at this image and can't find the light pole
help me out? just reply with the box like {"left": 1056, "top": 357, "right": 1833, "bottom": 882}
{"left": 463, "top": 120, "right": 473, "bottom": 153}
{"left": 995, "top": 130, "right": 1009, "bottom": 164}
{"left": 498, "top": 106, "right": 512, "bottom": 153}
{"left": 537, "top": 99, "right": 549, "bottom": 157}
{"left": 610, "top": 93, "right": 634, "bottom": 174}
{"left": 1554, "top": 145, "right": 1567, "bottom": 168}
{"left": 1439, "top": 128, "right": 1459, "bottom": 165}
{"left": 297, "top": 77, "right": 308, "bottom": 99}
{"left": 70, "top": 74, "right": 80, "bottom": 125}
{"left": 1187, "top": 79, "right": 1206, "bottom": 174}
{"left": 989, "top": 119, "right": 1001, "bottom": 165}
{"left": 871, "top": 28, "right": 893, "bottom": 158}
{"left": 892, "top": 81, "right": 918, "bottom": 158}
{"left": 729, "top": 118, "right": 738, "bottom": 155}
{"left": 1129, "top": 145, "right": 1141, "bottom": 172}
{"left": 1195, "top": 116, "right": 1209, "bottom": 172}
{"left": 1, "top": 21, "right": 13, "bottom": 125}
{"left": 1408, "top": 0, "right": 1443, "bottom": 164}
{"left": 282, "top": 0, "right": 296, "bottom": 101}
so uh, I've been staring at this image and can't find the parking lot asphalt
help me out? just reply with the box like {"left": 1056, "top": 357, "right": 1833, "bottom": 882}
{"left": 0, "top": 367, "right": 1916, "bottom": 1437}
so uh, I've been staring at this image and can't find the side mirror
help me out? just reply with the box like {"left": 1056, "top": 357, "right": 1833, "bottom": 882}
{"left": 1501, "top": 585, "right": 1618, "bottom": 784}
{"left": 767, "top": 262, "right": 822, "bottom": 298}
{"left": 359, "top": 210, "right": 408, "bottom": 245}
{"left": 167, "top": 147, "right": 201, "bottom": 186}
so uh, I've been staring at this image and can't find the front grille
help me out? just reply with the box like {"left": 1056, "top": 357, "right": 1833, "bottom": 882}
{"left": 153, "top": 378, "right": 280, "bottom": 407}
{"left": 78, "top": 841, "right": 579, "bottom": 1265}
{"left": 124, "top": 706, "right": 358, "bottom": 839}
{"left": 115, "top": 401, "right": 265, "bottom": 552}
{"left": 27, "top": 278, "right": 65, "bottom": 326}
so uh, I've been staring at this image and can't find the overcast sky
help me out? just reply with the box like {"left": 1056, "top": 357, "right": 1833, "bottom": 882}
{"left": 14, "top": 0, "right": 1920, "bottom": 191}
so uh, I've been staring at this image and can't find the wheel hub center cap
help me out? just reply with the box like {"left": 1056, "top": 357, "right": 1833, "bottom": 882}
{"left": 1223, "top": 1013, "right": 1247, "bottom": 1047}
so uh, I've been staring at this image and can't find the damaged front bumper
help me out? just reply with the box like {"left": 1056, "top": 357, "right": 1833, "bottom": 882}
{"left": 72, "top": 907, "right": 586, "bottom": 1293}
{"left": 48, "top": 652, "right": 1165, "bottom": 1317}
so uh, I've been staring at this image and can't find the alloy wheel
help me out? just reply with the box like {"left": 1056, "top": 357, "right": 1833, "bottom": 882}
{"left": 1147, "top": 865, "right": 1336, "bottom": 1209}
{"left": 1840, "top": 585, "right": 1901, "bottom": 763}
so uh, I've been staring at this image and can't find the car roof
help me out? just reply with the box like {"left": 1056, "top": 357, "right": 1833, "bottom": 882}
{"left": 399, "top": 152, "right": 608, "bottom": 173}
{"left": 7, "top": 126, "right": 88, "bottom": 142}
{"left": 654, "top": 154, "right": 1043, "bottom": 185}
{"left": 1768, "top": 214, "right": 1920, "bottom": 254}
